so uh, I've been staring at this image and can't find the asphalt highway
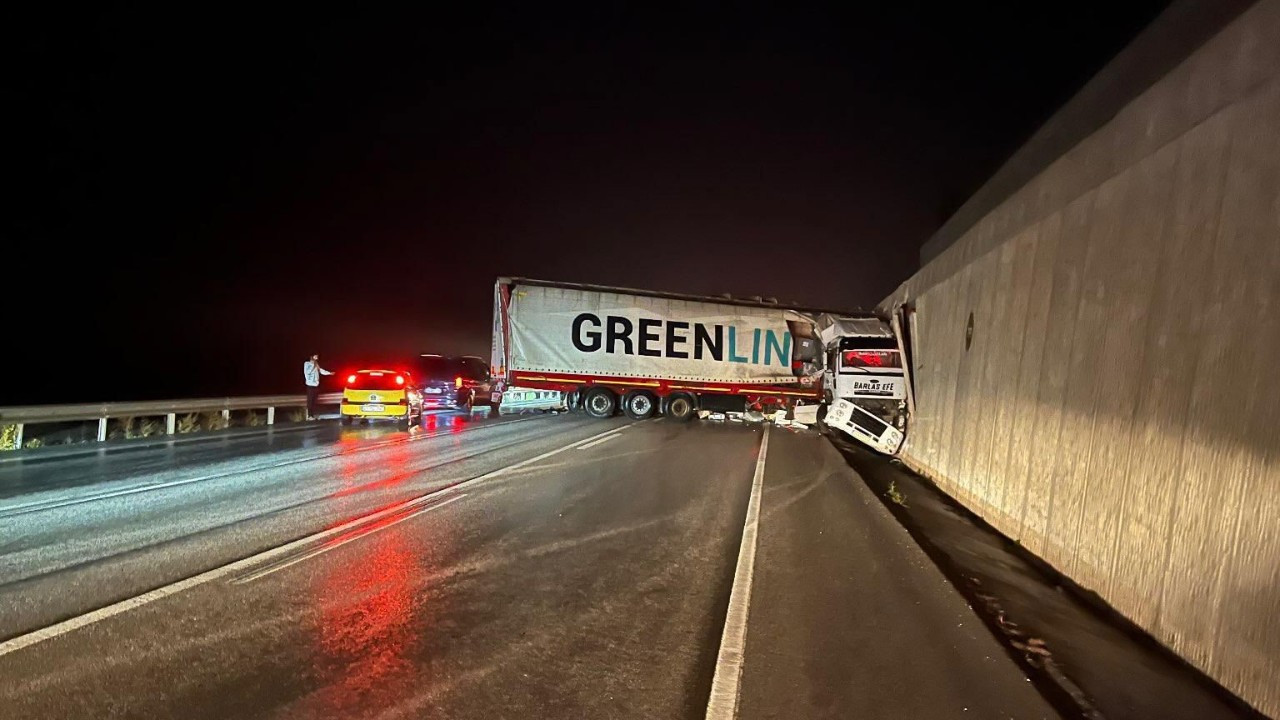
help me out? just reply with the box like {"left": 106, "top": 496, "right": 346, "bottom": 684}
{"left": 0, "top": 412, "right": 1057, "bottom": 719}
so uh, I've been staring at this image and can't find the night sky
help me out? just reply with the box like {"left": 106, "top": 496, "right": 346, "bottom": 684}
{"left": 11, "top": 3, "right": 1169, "bottom": 404}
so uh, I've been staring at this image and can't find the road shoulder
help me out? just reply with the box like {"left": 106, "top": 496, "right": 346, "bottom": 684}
{"left": 735, "top": 429, "right": 1057, "bottom": 720}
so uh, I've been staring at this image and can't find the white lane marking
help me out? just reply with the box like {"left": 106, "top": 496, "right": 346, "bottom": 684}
{"left": 0, "top": 422, "right": 628, "bottom": 657}
{"left": 705, "top": 426, "right": 770, "bottom": 720}
{"left": 230, "top": 494, "right": 466, "bottom": 584}
{"left": 0, "top": 466, "right": 304, "bottom": 518}
{"left": 576, "top": 432, "right": 622, "bottom": 450}
{"left": 0, "top": 413, "right": 556, "bottom": 517}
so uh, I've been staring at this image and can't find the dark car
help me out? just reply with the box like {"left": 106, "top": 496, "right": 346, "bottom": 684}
{"left": 413, "top": 354, "right": 496, "bottom": 412}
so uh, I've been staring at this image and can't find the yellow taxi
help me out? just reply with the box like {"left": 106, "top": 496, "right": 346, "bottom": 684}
{"left": 340, "top": 369, "right": 423, "bottom": 426}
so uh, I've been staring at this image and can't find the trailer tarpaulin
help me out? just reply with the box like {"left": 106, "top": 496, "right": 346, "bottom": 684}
{"left": 506, "top": 284, "right": 815, "bottom": 384}
{"left": 491, "top": 282, "right": 508, "bottom": 375}
{"left": 815, "top": 314, "right": 893, "bottom": 347}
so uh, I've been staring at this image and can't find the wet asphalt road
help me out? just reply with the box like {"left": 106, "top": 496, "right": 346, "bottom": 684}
{"left": 0, "top": 412, "right": 1057, "bottom": 719}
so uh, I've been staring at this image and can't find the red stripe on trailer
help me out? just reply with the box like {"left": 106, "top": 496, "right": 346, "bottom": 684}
{"left": 509, "top": 371, "right": 821, "bottom": 400}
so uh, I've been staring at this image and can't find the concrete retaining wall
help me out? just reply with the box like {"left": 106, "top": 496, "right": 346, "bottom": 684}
{"left": 880, "top": 1, "right": 1280, "bottom": 714}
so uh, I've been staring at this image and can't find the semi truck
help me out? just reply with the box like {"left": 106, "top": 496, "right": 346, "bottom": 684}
{"left": 812, "top": 314, "right": 908, "bottom": 453}
{"left": 490, "top": 277, "right": 906, "bottom": 453}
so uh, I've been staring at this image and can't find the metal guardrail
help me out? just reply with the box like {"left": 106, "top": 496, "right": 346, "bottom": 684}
{"left": 0, "top": 393, "right": 343, "bottom": 449}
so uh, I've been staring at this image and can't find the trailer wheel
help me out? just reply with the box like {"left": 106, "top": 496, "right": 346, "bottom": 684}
{"left": 665, "top": 393, "right": 696, "bottom": 422}
{"left": 622, "top": 390, "right": 657, "bottom": 420}
{"left": 565, "top": 390, "right": 580, "bottom": 413}
{"left": 583, "top": 387, "right": 617, "bottom": 418}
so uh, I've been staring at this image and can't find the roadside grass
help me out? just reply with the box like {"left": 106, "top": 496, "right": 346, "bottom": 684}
{"left": 0, "top": 425, "right": 17, "bottom": 451}
{"left": 886, "top": 480, "right": 908, "bottom": 507}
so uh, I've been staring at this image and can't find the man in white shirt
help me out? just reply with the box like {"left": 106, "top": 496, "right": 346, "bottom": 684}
{"left": 303, "top": 354, "right": 333, "bottom": 420}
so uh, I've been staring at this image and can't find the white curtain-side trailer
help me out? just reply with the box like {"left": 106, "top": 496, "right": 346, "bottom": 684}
{"left": 491, "top": 277, "right": 906, "bottom": 453}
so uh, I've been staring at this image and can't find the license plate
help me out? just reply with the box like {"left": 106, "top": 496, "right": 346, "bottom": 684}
{"left": 361, "top": 404, "right": 385, "bottom": 412}
{"left": 424, "top": 388, "right": 442, "bottom": 394}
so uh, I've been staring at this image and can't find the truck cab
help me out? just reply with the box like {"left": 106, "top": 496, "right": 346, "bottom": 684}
{"left": 814, "top": 316, "right": 908, "bottom": 454}
{"left": 826, "top": 336, "right": 906, "bottom": 422}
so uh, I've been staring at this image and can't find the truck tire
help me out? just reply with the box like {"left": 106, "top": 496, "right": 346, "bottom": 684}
{"left": 816, "top": 404, "right": 831, "bottom": 436}
{"left": 622, "top": 390, "right": 657, "bottom": 420}
{"left": 565, "top": 390, "right": 580, "bottom": 413}
{"left": 583, "top": 387, "right": 617, "bottom": 419}
{"left": 666, "top": 393, "right": 695, "bottom": 422}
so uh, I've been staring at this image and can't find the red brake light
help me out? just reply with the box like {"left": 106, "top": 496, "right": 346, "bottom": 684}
{"left": 455, "top": 376, "right": 463, "bottom": 389}
{"left": 346, "top": 374, "right": 357, "bottom": 384}
{"left": 395, "top": 375, "right": 404, "bottom": 385}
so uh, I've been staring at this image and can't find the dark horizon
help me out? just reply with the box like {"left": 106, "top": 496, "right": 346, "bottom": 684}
{"left": 9, "top": 3, "right": 1170, "bottom": 404}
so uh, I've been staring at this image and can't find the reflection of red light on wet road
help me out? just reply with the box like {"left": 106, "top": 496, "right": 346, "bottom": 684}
{"left": 310, "top": 518, "right": 424, "bottom": 715}
{"left": 333, "top": 436, "right": 366, "bottom": 493}
{"left": 332, "top": 435, "right": 413, "bottom": 498}
{"left": 321, "top": 502, "right": 419, "bottom": 544}
{"left": 289, "top": 418, "right": 472, "bottom": 713}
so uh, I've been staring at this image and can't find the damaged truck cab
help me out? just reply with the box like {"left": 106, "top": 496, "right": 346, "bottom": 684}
{"left": 809, "top": 315, "right": 908, "bottom": 454}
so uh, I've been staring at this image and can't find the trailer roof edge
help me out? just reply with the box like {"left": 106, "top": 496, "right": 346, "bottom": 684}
{"left": 496, "top": 277, "right": 874, "bottom": 318}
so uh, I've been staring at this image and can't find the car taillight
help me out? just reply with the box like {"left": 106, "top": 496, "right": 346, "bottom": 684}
{"left": 347, "top": 374, "right": 357, "bottom": 384}
{"left": 455, "top": 376, "right": 463, "bottom": 389}
{"left": 395, "top": 375, "right": 404, "bottom": 385}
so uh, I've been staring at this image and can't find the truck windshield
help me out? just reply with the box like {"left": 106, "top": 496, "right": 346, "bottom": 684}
{"left": 841, "top": 349, "right": 901, "bottom": 369}
{"left": 838, "top": 336, "right": 901, "bottom": 369}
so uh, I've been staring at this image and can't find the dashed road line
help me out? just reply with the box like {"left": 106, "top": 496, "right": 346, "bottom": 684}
{"left": 576, "top": 432, "right": 623, "bottom": 450}
{"left": 0, "top": 422, "right": 628, "bottom": 657}
{"left": 0, "top": 413, "right": 559, "bottom": 518}
{"left": 230, "top": 494, "right": 467, "bottom": 585}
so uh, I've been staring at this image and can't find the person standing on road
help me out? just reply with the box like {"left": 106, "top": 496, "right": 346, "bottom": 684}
{"left": 303, "top": 353, "right": 333, "bottom": 420}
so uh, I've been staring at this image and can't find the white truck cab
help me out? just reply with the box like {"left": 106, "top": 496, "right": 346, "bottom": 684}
{"left": 815, "top": 315, "right": 907, "bottom": 454}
